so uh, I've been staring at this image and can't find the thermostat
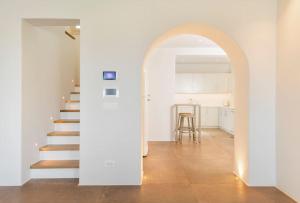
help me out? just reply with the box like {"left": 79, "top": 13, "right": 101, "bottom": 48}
{"left": 103, "top": 88, "right": 119, "bottom": 97}
{"left": 103, "top": 71, "right": 117, "bottom": 80}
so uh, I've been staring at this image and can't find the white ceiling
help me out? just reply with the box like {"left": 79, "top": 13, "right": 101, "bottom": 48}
{"left": 160, "top": 34, "right": 231, "bottom": 73}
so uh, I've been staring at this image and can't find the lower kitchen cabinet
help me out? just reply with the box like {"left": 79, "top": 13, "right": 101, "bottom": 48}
{"left": 201, "top": 107, "right": 219, "bottom": 128}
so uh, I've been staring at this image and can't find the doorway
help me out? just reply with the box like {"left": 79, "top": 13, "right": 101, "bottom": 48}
{"left": 141, "top": 24, "right": 249, "bottom": 183}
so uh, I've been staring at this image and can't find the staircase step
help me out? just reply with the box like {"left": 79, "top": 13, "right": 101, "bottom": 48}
{"left": 60, "top": 109, "right": 80, "bottom": 112}
{"left": 47, "top": 136, "right": 79, "bottom": 145}
{"left": 75, "top": 84, "right": 80, "bottom": 87}
{"left": 60, "top": 112, "right": 80, "bottom": 120}
{"left": 47, "top": 131, "right": 79, "bottom": 136}
{"left": 30, "top": 160, "right": 79, "bottom": 169}
{"left": 65, "top": 100, "right": 80, "bottom": 103}
{"left": 70, "top": 93, "right": 80, "bottom": 100}
{"left": 39, "top": 144, "right": 79, "bottom": 151}
{"left": 74, "top": 86, "right": 80, "bottom": 92}
{"left": 54, "top": 119, "right": 80, "bottom": 123}
{"left": 64, "top": 100, "right": 80, "bottom": 110}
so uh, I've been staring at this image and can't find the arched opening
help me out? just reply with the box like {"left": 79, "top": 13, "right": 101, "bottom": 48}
{"left": 141, "top": 23, "right": 249, "bottom": 183}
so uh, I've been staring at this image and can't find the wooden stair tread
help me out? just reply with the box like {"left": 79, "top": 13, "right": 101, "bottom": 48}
{"left": 60, "top": 109, "right": 80, "bottom": 112}
{"left": 70, "top": 92, "right": 80, "bottom": 94}
{"left": 54, "top": 119, "right": 80, "bottom": 123}
{"left": 31, "top": 160, "right": 79, "bottom": 169}
{"left": 40, "top": 144, "right": 79, "bottom": 151}
{"left": 75, "top": 84, "right": 80, "bottom": 87}
{"left": 47, "top": 131, "right": 79, "bottom": 136}
{"left": 65, "top": 100, "right": 80, "bottom": 103}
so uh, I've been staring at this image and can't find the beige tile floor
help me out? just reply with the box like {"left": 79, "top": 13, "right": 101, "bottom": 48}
{"left": 0, "top": 129, "right": 295, "bottom": 203}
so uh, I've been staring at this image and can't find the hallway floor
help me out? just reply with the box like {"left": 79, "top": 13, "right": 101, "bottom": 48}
{"left": 0, "top": 129, "right": 295, "bottom": 203}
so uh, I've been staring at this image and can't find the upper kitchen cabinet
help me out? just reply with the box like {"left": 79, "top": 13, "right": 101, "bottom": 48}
{"left": 175, "top": 73, "right": 232, "bottom": 94}
{"left": 175, "top": 55, "right": 233, "bottom": 94}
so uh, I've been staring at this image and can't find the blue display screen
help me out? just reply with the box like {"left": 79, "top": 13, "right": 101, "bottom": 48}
{"left": 103, "top": 71, "right": 117, "bottom": 80}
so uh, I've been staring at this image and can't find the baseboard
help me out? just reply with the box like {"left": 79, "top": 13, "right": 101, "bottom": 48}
{"left": 276, "top": 186, "right": 299, "bottom": 202}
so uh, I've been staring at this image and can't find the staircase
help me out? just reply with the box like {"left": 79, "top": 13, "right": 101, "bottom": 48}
{"left": 30, "top": 85, "right": 80, "bottom": 179}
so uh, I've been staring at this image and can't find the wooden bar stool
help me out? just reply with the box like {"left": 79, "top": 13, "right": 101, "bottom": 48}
{"left": 176, "top": 113, "right": 196, "bottom": 143}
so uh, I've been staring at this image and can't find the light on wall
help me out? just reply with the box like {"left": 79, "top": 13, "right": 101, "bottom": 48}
{"left": 238, "top": 162, "right": 244, "bottom": 178}
{"left": 75, "top": 25, "right": 80, "bottom": 29}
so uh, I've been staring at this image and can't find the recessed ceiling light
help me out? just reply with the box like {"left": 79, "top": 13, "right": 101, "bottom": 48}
{"left": 75, "top": 25, "right": 80, "bottom": 29}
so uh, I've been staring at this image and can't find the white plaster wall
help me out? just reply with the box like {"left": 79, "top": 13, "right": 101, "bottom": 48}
{"left": 0, "top": 0, "right": 276, "bottom": 186}
{"left": 21, "top": 22, "right": 79, "bottom": 183}
{"left": 277, "top": 0, "right": 300, "bottom": 201}
{"left": 0, "top": 2, "right": 22, "bottom": 185}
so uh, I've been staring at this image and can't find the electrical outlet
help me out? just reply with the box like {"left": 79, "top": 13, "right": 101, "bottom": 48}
{"left": 104, "top": 160, "right": 116, "bottom": 168}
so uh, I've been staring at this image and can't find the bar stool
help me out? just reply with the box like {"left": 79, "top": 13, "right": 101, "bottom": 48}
{"left": 176, "top": 113, "right": 196, "bottom": 143}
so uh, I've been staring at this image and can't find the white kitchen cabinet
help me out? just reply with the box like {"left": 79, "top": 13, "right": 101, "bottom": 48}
{"left": 201, "top": 107, "right": 219, "bottom": 128}
{"left": 219, "top": 107, "right": 235, "bottom": 135}
{"left": 175, "top": 73, "right": 232, "bottom": 94}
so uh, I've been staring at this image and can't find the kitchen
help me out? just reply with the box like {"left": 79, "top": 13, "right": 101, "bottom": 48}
{"left": 144, "top": 34, "right": 235, "bottom": 142}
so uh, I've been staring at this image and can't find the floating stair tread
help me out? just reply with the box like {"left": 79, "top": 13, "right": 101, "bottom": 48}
{"left": 60, "top": 109, "right": 80, "bottom": 112}
{"left": 70, "top": 92, "right": 80, "bottom": 94}
{"left": 75, "top": 84, "right": 80, "bottom": 87}
{"left": 54, "top": 119, "right": 80, "bottom": 123}
{"left": 65, "top": 100, "right": 80, "bottom": 103}
{"left": 39, "top": 144, "right": 79, "bottom": 151}
{"left": 47, "top": 131, "right": 80, "bottom": 136}
{"left": 31, "top": 160, "right": 79, "bottom": 169}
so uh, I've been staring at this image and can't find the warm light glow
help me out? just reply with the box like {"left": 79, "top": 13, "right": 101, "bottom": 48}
{"left": 238, "top": 162, "right": 244, "bottom": 178}
{"left": 34, "top": 143, "right": 38, "bottom": 147}
{"left": 71, "top": 79, "right": 75, "bottom": 83}
{"left": 50, "top": 116, "right": 54, "bottom": 120}
{"left": 143, "top": 174, "right": 148, "bottom": 180}
{"left": 75, "top": 25, "right": 80, "bottom": 29}
{"left": 62, "top": 96, "right": 65, "bottom": 100}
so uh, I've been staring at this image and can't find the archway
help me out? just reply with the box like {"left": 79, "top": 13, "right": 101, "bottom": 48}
{"left": 141, "top": 23, "right": 249, "bottom": 183}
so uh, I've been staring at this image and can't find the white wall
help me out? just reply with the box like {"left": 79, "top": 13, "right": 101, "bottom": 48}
{"left": 277, "top": 0, "right": 300, "bottom": 201}
{"left": 0, "top": 0, "right": 276, "bottom": 187}
{"left": 21, "top": 22, "right": 79, "bottom": 183}
{"left": 175, "top": 94, "right": 232, "bottom": 107}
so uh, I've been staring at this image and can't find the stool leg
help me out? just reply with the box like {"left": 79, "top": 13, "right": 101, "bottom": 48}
{"left": 176, "top": 115, "right": 181, "bottom": 143}
{"left": 187, "top": 117, "right": 192, "bottom": 139}
{"left": 175, "top": 118, "right": 179, "bottom": 143}
{"left": 180, "top": 116, "right": 185, "bottom": 143}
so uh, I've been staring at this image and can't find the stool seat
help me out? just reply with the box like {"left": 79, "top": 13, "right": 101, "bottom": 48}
{"left": 178, "top": 113, "right": 194, "bottom": 117}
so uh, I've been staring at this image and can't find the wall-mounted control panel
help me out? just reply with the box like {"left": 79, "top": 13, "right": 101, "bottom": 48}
{"left": 102, "top": 70, "right": 119, "bottom": 98}
{"left": 103, "top": 88, "right": 119, "bottom": 97}
{"left": 103, "top": 71, "right": 117, "bottom": 80}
